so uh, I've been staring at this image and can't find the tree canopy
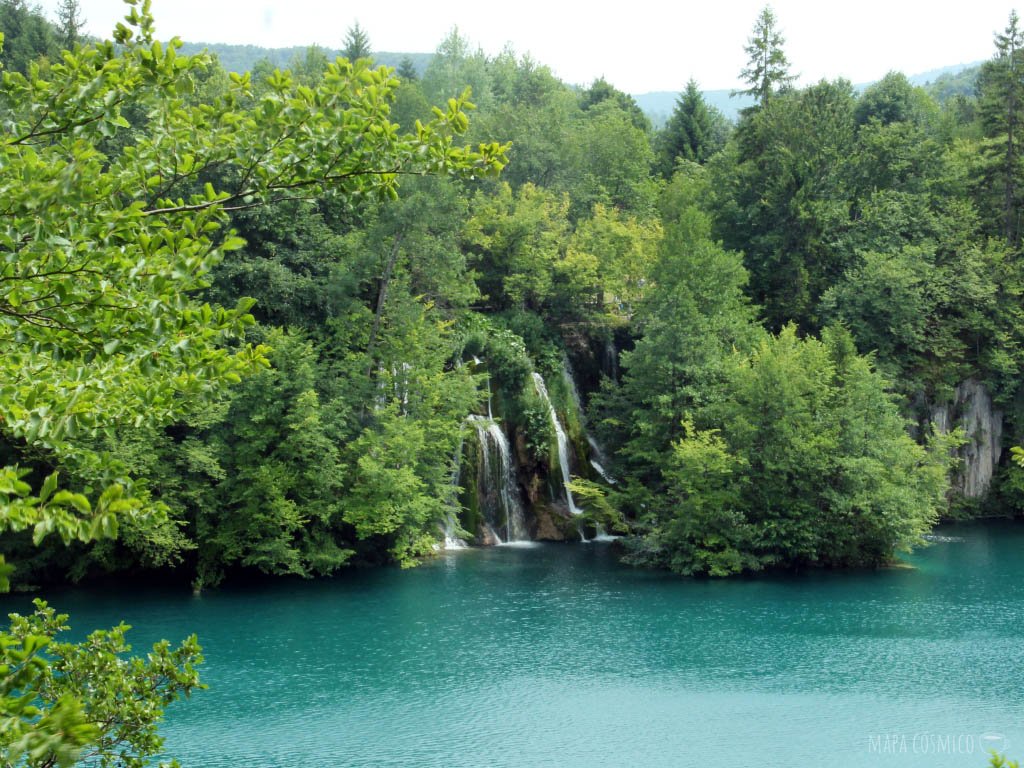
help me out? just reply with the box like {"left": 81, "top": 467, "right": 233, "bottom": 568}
{"left": 0, "top": 1, "right": 506, "bottom": 762}
{"left": 735, "top": 6, "right": 795, "bottom": 106}
{"left": 341, "top": 21, "right": 371, "bottom": 62}
{"left": 3, "top": 7, "right": 1024, "bottom": 765}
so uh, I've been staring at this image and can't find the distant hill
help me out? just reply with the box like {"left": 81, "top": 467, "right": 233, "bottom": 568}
{"left": 633, "top": 61, "right": 985, "bottom": 125}
{"left": 907, "top": 62, "right": 982, "bottom": 87}
{"left": 633, "top": 90, "right": 754, "bottom": 127}
{"left": 922, "top": 63, "right": 982, "bottom": 102}
{"left": 177, "top": 42, "right": 984, "bottom": 124}
{"left": 175, "top": 42, "right": 432, "bottom": 77}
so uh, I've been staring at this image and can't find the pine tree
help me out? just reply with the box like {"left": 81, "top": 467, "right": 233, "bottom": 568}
{"left": 397, "top": 56, "right": 418, "bottom": 82}
{"left": 341, "top": 21, "right": 372, "bottom": 62}
{"left": 657, "top": 79, "right": 724, "bottom": 176}
{"left": 734, "top": 6, "right": 795, "bottom": 106}
{"left": 55, "top": 0, "right": 84, "bottom": 49}
{"left": 977, "top": 10, "right": 1024, "bottom": 247}
{"left": 0, "top": 0, "right": 59, "bottom": 72}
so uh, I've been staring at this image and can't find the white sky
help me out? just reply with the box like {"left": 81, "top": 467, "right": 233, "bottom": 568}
{"left": 40, "top": 0, "right": 1015, "bottom": 93}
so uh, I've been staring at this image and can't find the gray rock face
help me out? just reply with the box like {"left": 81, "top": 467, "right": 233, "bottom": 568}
{"left": 929, "top": 379, "right": 1003, "bottom": 498}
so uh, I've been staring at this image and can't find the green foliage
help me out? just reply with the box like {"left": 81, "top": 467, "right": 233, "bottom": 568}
{"left": 341, "top": 22, "right": 371, "bottom": 62}
{"left": 989, "top": 753, "right": 1021, "bottom": 768}
{"left": 0, "top": 1, "right": 507, "bottom": 761}
{"left": 343, "top": 406, "right": 443, "bottom": 564}
{"left": 630, "top": 420, "right": 756, "bottom": 576}
{"left": 0, "top": 0, "right": 507, "bottom": 554}
{"left": 190, "top": 332, "right": 350, "bottom": 585}
{"left": 656, "top": 79, "right": 729, "bottom": 176}
{"left": 579, "top": 77, "right": 650, "bottom": 132}
{"left": 421, "top": 28, "right": 491, "bottom": 109}
{"left": 1012, "top": 446, "right": 1024, "bottom": 471}
{"left": 471, "top": 52, "right": 582, "bottom": 194}
{"left": 469, "top": 324, "right": 533, "bottom": 398}
{"left": 564, "top": 204, "right": 662, "bottom": 327}
{"left": 0, "top": 0, "right": 58, "bottom": 74}
{"left": 286, "top": 45, "right": 329, "bottom": 86}
{"left": 735, "top": 6, "right": 795, "bottom": 106}
{"left": 54, "top": 0, "right": 84, "bottom": 50}
{"left": 627, "top": 327, "right": 952, "bottom": 576}
{"left": 594, "top": 164, "right": 760, "bottom": 501}
{"left": 926, "top": 65, "right": 981, "bottom": 103}
{"left": 1, "top": 600, "right": 203, "bottom": 768}
{"left": 820, "top": 153, "right": 1024, "bottom": 402}
{"left": 396, "top": 56, "right": 418, "bottom": 82}
{"left": 464, "top": 182, "right": 570, "bottom": 312}
{"left": 854, "top": 71, "right": 937, "bottom": 128}
{"left": 976, "top": 11, "right": 1024, "bottom": 246}
{"left": 520, "top": 390, "right": 554, "bottom": 462}
{"left": 715, "top": 79, "right": 856, "bottom": 329}
{"left": 567, "top": 478, "right": 626, "bottom": 533}
{"left": 573, "top": 99, "right": 658, "bottom": 216}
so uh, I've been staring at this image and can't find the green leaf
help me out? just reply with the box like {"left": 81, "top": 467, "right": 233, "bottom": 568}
{"left": 39, "top": 472, "right": 59, "bottom": 505}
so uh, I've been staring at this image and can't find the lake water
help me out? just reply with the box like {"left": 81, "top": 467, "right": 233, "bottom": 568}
{"left": 7, "top": 521, "right": 1024, "bottom": 767}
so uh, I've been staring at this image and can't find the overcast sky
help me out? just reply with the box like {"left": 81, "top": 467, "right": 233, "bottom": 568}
{"left": 40, "top": 0, "right": 1015, "bottom": 93}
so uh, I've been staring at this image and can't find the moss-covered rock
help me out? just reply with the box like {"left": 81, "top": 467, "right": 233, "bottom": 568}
{"left": 533, "top": 502, "right": 580, "bottom": 541}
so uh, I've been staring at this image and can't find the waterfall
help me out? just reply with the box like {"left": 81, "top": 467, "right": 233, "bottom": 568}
{"left": 561, "top": 361, "right": 619, "bottom": 542}
{"left": 532, "top": 372, "right": 581, "bottom": 515}
{"left": 586, "top": 436, "right": 617, "bottom": 485}
{"left": 467, "top": 416, "right": 528, "bottom": 542}
{"left": 562, "top": 357, "right": 617, "bottom": 487}
{"left": 603, "top": 337, "right": 619, "bottom": 381}
{"left": 562, "top": 355, "right": 583, "bottom": 416}
{"left": 443, "top": 432, "right": 467, "bottom": 550}
{"left": 589, "top": 459, "right": 616, "bottom": 485}
{"left": 469, "top": 356, "right": 494, "bottom": 420}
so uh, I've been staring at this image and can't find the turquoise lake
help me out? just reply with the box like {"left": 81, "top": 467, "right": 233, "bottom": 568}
{"left": 7, "top": 521, "right": 1024, "bottom": 767}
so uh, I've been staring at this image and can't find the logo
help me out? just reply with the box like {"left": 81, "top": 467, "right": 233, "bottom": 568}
{"left": 979, "top": 733, "right": 1010, "bottom": 753}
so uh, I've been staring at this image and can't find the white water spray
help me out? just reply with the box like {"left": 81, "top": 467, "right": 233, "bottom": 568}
{"left": 532, "top": 372, "right": 581, "bottom": 515}
{"left": 443, "top": 432, "right": 467, "bottom": 550}
{"left": 467, "top": 416, "right": 528, "bottom": 541}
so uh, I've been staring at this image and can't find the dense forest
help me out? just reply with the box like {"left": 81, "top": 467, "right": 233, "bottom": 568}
{"left": 3, "top": 0, "right": 1024, "bottom": 583}
{"left": 3, "top": 0, "right": 1024, "bottom": 762}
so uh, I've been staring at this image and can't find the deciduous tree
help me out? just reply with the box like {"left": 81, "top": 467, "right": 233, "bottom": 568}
{"left": 0, "top": 0, "right": 506, "bottom": 762}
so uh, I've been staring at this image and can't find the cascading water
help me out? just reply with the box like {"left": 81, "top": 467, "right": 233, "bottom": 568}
{"left": 443, "top": 432, "right": 467, "bottom": 550}
{"left": 587, "top": 436, "right": 616, "bottom": 485}
{"left": 560, "top": 361, "right": 620, "bottom": 541}
{"left": 561, "top": 357, "right": 616, "bottom": 487}
{"left": 562, "top": 356, "right": 583, "bottom": 416}
{"left": 467, "top": 415, "right": 528, "bottom": 542}
{"left": 470, "top": 356, "right": 495, "bottom": 420}
{"left": 532, "top": 372, "right": 581, "bottom": 515}
{"left": 603, "top": 337, "right": 619, "bottom": 381}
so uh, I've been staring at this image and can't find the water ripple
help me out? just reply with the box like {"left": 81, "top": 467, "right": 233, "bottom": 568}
{"left": 6, "top": 523, "right": 1022, "bottom": 767}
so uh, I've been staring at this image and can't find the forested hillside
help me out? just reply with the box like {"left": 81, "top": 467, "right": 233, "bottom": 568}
{"left": 6, "top": 2, "right": 1024, "bottom": 763}
{"left": 3, "top": 0, "right": 1024, "bottom": 593}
